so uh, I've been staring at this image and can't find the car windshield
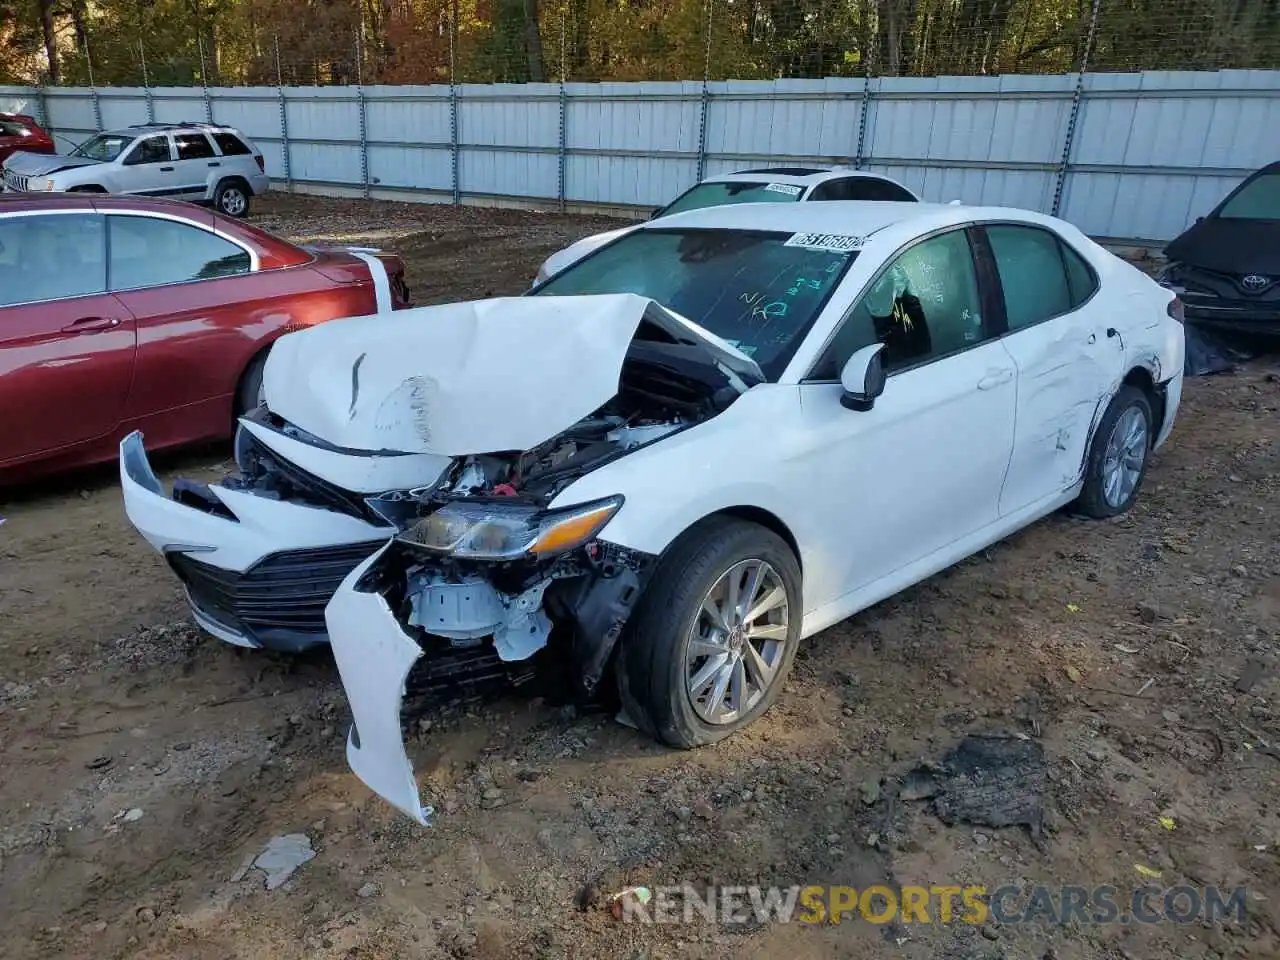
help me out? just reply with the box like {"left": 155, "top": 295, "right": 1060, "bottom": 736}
{"left": 1218, "top": 173, "right": 1280, "bottom": 220}
{"left": 69, "top": 134, "right": 130, "bottom": 162}
{"left": 659, "top": 181, "right": 805, "bottom": 217}
{"left": 533, "top": 228, "right": 858, "bottom": 380}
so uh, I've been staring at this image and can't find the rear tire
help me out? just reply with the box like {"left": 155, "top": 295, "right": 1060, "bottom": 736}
{"left": 615, "top": 517, "right": 802, "bottom": 749}
{"left": 1073, "top": 385, "right": 1154, "bottom": 518}
{"left": 214, "top": 179, "right": 251, "bottom": 218}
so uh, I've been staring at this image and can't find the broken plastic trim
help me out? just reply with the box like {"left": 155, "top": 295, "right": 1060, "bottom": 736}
{"left": 397, "top": 496, "right": 624, "bottom": 561}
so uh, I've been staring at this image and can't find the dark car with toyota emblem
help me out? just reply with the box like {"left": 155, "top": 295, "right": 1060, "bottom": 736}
{"left": 1160, "top": 160, "right": 1280, "bottom": 340}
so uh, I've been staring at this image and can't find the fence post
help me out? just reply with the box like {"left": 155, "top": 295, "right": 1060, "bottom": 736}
{"left": 854, "top": 42, "right": 876, "bottom": 169}
{"left": 85, "top": 36, "right": 103, "bottom": 132}
{"left": 557, "top": 14, "right": 567, "bottom": 213}
{"left": 355, "top": 29, "right": 370, "bottom": 198}
{"left": 1052, "top": 0, "right": 1103, "bottom": 217}
{"left": 198, "top": 35, "right": 214, "bottom": 122}
{"left": 694, "top": 0, "right": 714, "bottom": 183}
{"left": 139, "top": 39, "right": 155, "bottom": 124}
{"left": 448, "top": 14, "right": 460, "bottom": 205}
{"left": 274, "top": 35, "right": 292, "bottom": 193}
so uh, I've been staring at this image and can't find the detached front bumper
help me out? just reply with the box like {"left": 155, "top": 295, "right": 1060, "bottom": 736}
{"left": 119, "top": 431, "right": 393, "bottom": 651}
{"left": 327, "top": 546, "right": 434, "bottom": 824}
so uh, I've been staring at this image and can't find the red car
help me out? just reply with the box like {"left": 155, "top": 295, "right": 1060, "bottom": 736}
{"left": 0, "top": 113, "right": 56, "bottom": 165}
{"left": 0, "top": 193, "right": 409, "bottom": 485}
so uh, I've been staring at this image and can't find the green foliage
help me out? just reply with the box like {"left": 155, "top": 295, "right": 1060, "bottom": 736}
{"left": 2, "top": 0, "right": 1278, "bottom": 87}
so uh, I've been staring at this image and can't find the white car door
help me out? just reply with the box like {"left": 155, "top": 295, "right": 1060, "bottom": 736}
{"left": 170, "top": 132, "right": 219, "bottom": 200}
{"left": 117, "top": 134, "right": 178, "bottom": 196}
{"left": 980, "top": 223, "right": 1127, "bottom": 516}
{"left": 793, "top": 227, "right": 1018, "bottom": 612}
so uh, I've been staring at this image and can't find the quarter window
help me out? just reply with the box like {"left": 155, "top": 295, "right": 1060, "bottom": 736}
{"left": 108, "top": 216, "right": 251, "bottom": 290}
{"left": 0, "top": 214, "right": 106, "bottom": 306}
{"left": 1062, "top": 241, "right": 1099, "bottom": 306}
{"left": 212, "top": 132, "right": 251, "bottom": 156}
{"left": 124, "top": 135, "right": 171, "bottom": 165}
{"left": 174, "top": 133, "right": 216, "bottom": 161}
{"left": 811, "top": 228, "right": 985, "bottom": 378}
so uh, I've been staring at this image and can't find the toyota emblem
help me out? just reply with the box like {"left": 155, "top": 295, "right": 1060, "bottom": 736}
{"left": 1241, "top": 274, "right": 1269, "bottom": 291}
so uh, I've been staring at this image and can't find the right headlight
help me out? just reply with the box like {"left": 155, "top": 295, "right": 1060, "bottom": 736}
{"left": 397, "top": 495, "right": 623, "bottom": 560}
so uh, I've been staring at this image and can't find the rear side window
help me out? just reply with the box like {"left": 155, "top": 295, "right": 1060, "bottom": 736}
{"left": 174, "top": 133, "right": 216, "bottom": 160}
{"left": 0, "top": 213, "right": 106, "bottom": 305}
{"left": 213, "top": 132, "right": 251, "bottom": 156}
{"left": 986, "top": 225, "right": 1074, "bottom": 331}
{"left": 107, "top": 215, "right": 251, "bottom": 290}
{"left": 809, "top": 178, "right": 917, "bottom": 202}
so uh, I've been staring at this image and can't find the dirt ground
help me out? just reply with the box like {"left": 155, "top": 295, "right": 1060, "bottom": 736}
{"left": 1, "top": 194, "right": 1278, "bottom": 960}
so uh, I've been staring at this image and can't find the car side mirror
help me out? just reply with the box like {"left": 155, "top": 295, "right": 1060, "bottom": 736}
{"left": 839, "top": 343, "right": 887, "bottom": 412}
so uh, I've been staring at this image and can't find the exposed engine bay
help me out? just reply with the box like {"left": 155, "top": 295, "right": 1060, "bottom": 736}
{"left": 355, "top": 336, "right": 749, "bottom": 697}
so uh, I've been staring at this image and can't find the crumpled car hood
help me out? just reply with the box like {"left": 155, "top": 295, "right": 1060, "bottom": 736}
{"left": 262, "top": 293, "right": 763, "bottom": 456}
{"left": 2, "top": 152, "right": 101, "bottom": 175}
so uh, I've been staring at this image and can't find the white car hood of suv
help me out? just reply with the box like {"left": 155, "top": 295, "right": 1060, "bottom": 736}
{"left": 262, "top": 293, "right": 763, "bottom": 457}
{"left": 2, "top": 152, "right": 101, "bottom": 176}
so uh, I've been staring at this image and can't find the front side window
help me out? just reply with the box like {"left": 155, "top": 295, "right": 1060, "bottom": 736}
{"left": 1217, "top": 173, "right": 1280, "bottom": 220}
{"left": 108, "top": 216, "right": 251, "bottom": 290}
{"left": 123, "top": 135, "right": 171, "bottom": 166}
{"left": 659, "top": 181, "right": 805, "bottom": 217}
{"left": 534, "top": 228, "right": 858, "bottom": 380}
{"left": 810, "top": 228, "right": 984, "bottom": 379}
{"left": 70, "top": 134, "right": 132, "bottom": 162}
{"left": 174, "top": 133, "right": 216, "bottom": 160}
{"left": 0, "top": 214, "right": 106, "bottom": 306}
{"left": 0, "top": 119, "right": 32, "bottom": 137}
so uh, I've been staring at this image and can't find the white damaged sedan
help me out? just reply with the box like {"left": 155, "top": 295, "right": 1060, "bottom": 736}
{"left": 121, "top": 201, "right": 1185, "bottom": 823}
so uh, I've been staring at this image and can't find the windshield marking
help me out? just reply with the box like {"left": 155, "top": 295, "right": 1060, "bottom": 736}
{"left": 785, "top": 232, "right": 865, "bottom": 252}
{"left": 764, "top": 183, "right": 803, "bottom": 196}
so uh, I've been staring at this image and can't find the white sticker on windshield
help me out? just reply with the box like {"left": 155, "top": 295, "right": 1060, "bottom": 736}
{"left": 764, "top": 183, "right": 803, "bottom": 197}
{"left": 784, "top": 232, "right": 864, "bottom": 252}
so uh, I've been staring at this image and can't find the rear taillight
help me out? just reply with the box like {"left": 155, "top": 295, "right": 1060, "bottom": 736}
{"left": 1167, "top": 295, "right": 1184, "bottom": 323}
{"left": 255, "top": 155, "right": 265, "bottom": 172}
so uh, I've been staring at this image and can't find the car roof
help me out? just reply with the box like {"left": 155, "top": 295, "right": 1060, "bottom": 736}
{"left": 637, "top": 200, "right": 957, "bottom": 237}
{"left": 100, "top": 122, "right": 244, "bottom": 138}
{"left": 0, "top": 191, "right": 221, "bottom": 217}
{"left": 703, "top": 167, "right": 902, "bottom": 188}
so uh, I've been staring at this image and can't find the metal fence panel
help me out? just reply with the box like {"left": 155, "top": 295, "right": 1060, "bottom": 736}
{"left": 4, "top": 73, "right": 1280, "bottom": 242}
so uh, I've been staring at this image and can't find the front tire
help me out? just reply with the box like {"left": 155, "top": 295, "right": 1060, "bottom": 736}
{"left": 214, "top": 180, "right": 251, "bottom": 218}
{"left": 1074, "top": 385, "right": 1154, "bottom": 518}
{"left": 616, "top": 517, "right": 802, "bottom": 749}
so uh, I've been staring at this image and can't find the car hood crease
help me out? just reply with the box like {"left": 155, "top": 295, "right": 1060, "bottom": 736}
{"left": 261, "top": 292, "right": 763, "bottom": 457}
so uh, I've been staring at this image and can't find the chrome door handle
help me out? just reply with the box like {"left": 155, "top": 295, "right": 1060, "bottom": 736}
{"left": 61, "top": 316, "right": 121, "bottom": 333}
{"left": 977, "top": 367, "right": 1014, "bottom": 390}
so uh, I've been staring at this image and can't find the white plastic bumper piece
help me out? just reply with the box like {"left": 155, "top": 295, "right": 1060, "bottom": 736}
{"left": 326, "top": 546, "right": 433, "bottom": 825}
{"left": 119, "top": 431, "right": 395, "bottom": 647}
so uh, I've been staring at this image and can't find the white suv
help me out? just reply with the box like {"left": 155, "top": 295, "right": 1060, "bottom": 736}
{"left": 1, "top": 122, "right": 270, "bottom": 218}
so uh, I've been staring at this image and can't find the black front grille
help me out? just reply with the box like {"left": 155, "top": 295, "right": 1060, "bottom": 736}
{"left": 168, "top": 541, "right": 384, "bottom": 649}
